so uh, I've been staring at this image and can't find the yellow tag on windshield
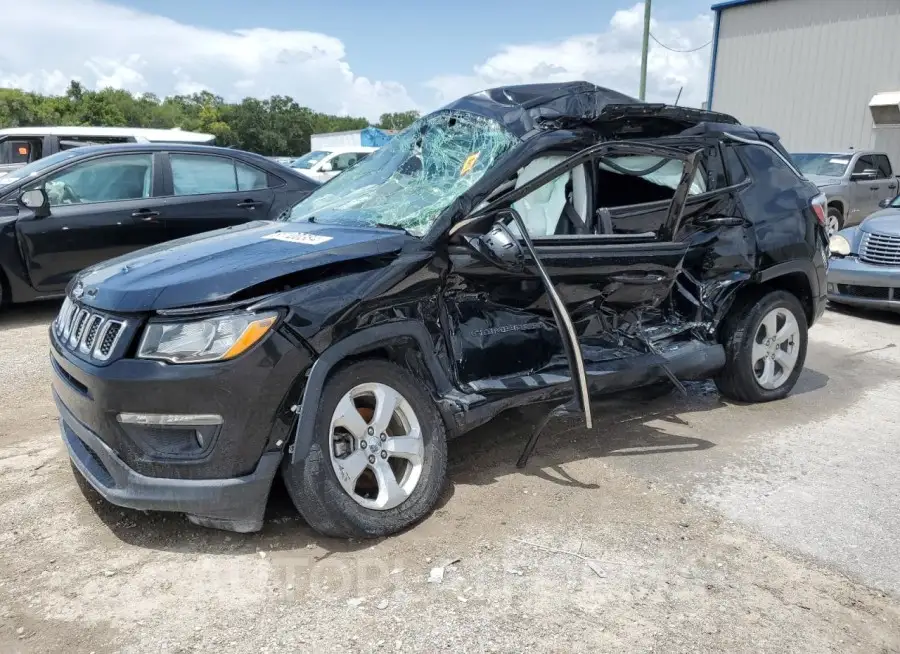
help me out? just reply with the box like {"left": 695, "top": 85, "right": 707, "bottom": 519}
{"left": 460, "top": 152, "right": 480, "bottom": 176}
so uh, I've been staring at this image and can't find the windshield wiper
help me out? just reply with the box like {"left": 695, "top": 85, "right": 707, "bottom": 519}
{"left": 375, "top": 222, "right": 411, "bottom": 235}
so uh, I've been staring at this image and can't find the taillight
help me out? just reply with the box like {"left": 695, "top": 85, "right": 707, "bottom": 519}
{"left": 811, "top": 193, "right": 827, "bottom": 227}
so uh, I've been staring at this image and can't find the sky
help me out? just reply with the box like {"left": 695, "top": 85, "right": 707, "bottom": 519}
{"left": 0, "top": 0, "right": 719, "bottom": 121}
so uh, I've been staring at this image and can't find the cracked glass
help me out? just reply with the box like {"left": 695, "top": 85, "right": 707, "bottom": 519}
{"left": 288, "top": 111, "right": 520, "bottom": 236}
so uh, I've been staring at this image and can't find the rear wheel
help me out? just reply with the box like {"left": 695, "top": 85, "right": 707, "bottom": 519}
{"left": 715, "top": 290, "right": 808, "bottom": 403}
{"left": 282, "top": 360, "right": 447, "bottom": 538}
{"left": 826, "top": 207, "right": 843, "bottom": 236}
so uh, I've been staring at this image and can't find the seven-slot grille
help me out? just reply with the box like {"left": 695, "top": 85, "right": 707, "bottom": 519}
{"left": 859, "top": 231, "right": 900, "bottom": 266}
{"left": 55, "top": 297, "right": 126, "bottom": 361}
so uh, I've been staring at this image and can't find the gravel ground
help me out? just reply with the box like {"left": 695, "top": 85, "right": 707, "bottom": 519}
{"left": 0, "top": 301, "right": 898, "bottom": 653}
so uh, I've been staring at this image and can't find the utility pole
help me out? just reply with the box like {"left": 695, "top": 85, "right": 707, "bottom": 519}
{"left": 639, "top": 0, "right": 652, "bottom": 100}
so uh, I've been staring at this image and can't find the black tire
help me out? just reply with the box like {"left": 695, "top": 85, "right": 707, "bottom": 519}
{"left": 715, "top": 290, "right": 808, "bottom": 403}
{"left": 827, "top": 206, "right": 844, "bottom": 235}
{"left": 282, "top": 360, "right": 448, "bottom": 539}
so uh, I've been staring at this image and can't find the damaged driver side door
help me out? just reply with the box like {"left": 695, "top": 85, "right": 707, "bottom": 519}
{"left": 443, "top": 141, "right": 702, "bottom": 425}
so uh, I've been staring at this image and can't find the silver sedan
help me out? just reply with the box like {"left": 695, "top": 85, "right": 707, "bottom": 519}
{"left": 828, "top": 199, "right": 900, "bottom": 312}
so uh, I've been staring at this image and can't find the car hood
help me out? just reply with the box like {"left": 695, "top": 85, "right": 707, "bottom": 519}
{"left": 805, "top": 174, "right": 844, "bottom": 188}
{"left": 74, "top": 220, "right": 411, "bottom": 312}
{"left": 859, "top": 209, "right": 900, "bottom": 236}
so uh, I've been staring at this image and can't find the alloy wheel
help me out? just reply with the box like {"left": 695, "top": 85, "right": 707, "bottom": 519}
{"left": 328, "top": 382, "right": 425, "bottom": 510}
{"left": 751, "top": 307, "right": 800, "bottom": 390}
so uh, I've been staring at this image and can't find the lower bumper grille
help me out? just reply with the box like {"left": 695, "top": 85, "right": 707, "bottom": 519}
{"left": 836, "top": 284, "right": 892, "bottom": 300}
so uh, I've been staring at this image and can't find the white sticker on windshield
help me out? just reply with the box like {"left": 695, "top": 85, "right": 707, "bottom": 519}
{"left": 263, "top": 232, "right": 333, "bottom": 245}
{"left": 829, "top": 158, "right": 850, "bottom": 165}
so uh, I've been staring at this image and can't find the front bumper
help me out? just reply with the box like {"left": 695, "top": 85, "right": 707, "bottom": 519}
{"left": 826, "top": 256, "right": 900, "bottom": 312}
{"left": 58, "top": 393, "right": 282, "bottom": 532}
{"left": 51, "top": 324, "right": 315, "bottom": 531}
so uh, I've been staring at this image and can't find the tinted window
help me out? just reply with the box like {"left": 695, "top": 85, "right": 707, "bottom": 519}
{"left": 853, "top": 155, "right": 881, "bottom": 178}
{"left": 741, "top": 144, "right": 799, "bottom": 189}
{"left": 1, "top": 139, "right": 41, "bottom": 165}
{"left": 236, "top": 161, "right": 267, "bottom": 191}
{"left": 36, "top": 153, "right": 153, "bottom": 206}
{"left": 724, "top": 145, "right": 748, "bottom": 185}
{"left": 171, "top": 154, "right": 237, "bottom": 195}
{"left": 874, "top": 154, "right": 893, "bottom": 178}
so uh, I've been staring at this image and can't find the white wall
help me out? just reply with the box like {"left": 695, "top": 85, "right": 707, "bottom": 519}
{"left": 310, "top": 131, "right": 363, "bottom": 150}
{"left": 711, "top": 0, "right": 900, "bottom": 154}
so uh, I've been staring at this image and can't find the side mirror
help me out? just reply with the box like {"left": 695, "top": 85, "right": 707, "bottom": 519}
{"left": 319, "top": 161, "right": 334, "bottom": 173}
{"left": 460, "top": 210, "right": 526, "bottom": 271}
{"left": 850, "top": 170, "right": 876, "bottom": 181}
{"left": 879, "top": 197, "right": 894, "bottom": 209}
{"left": 18, "top": 188, "right": 50, "bottom": 217}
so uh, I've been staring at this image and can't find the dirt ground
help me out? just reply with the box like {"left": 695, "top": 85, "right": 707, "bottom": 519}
{"left": 0, "top": 301, "right": 898, "bottom": 653}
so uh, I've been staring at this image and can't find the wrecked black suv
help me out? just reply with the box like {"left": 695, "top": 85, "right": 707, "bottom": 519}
{"left": 51, "top": 82, "right": 828, "bottom": 538}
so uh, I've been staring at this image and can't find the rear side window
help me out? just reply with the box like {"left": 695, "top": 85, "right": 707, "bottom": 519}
{"left": 740, "top": 144, "right": 799, "bottom": 189}
{"left": 594, "top": 153, "right": 708, "bottom": 237}
{"left": 171, "top": 154, "right": 270, "bottom": 195}
{"left": 236, "top": 161, "right": 267, "bottom": 190}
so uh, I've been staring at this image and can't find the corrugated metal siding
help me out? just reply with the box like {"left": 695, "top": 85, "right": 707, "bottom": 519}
{"left": 711, "top": 0, "right": 900, "bottom": 152}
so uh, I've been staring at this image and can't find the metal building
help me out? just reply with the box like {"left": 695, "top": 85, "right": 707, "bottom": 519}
{"left": 707, "top": 0, "right": 900, "bottom": 160}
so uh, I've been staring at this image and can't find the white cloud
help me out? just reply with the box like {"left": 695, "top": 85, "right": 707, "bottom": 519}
{"left": 0, "top": 0, "right": 418, "bottom": 121}
{"left": 426, "top": 3, "right": 714, "bottom": 109}
{"left": 0, "top": 0, "right": 714, "bottom": 122}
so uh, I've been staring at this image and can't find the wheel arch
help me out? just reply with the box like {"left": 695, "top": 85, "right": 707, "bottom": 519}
{"left": 726, "top": 262, "right": 817, "bottom": 331}
{"left": 289, "top": 321, "right": 455, "bottom": 463}
{"left": 827, "top": 197, "right": 846, "bottom": 217}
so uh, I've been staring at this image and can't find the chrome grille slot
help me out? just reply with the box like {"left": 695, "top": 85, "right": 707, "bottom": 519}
{"left": 68, "top": 309, "right": 90, "bottom": 348}
{"left": 95, "top": 320, "right": 124, "bottom": 361}
{"left": 55, "top": 297, "right": 128, "bottom": 363}
{"left": 79, "top": 315, "right": 104, "bottom": 353}
{"left": 55, "top": 297, "right": 74, "bottom": 336}
{"left": 860, "top": 232, "right": 900, "bottom": 266}
{"left": 61, "top": 301, "right": 79, "bottom": 340}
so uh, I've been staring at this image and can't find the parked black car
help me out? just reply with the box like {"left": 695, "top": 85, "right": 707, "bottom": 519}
{"left": 0, "top": 143, "right": 319, "bottom": 306}
{"left": 50, "top": 82, "right": 828, "bottom": 539}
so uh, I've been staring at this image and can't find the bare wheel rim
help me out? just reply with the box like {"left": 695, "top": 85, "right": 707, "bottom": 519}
{"left": 328, "top": 382, "right": 425, "bottom": 510}
{"left": 827, "top": 213, "right": 840, "bottom": 236}
{"left": 751, "top": 307, "right": 800, "bottom": 390}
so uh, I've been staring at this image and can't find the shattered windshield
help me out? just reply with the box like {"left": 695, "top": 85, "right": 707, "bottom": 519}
{"left": 288, "top": 111, "right": 520, "bottom": 236}
{"left": 792, "top": 153, "right": 851, "bottom": 178}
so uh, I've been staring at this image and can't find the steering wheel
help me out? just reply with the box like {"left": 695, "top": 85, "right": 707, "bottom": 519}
{"left": 59, "top": 183, "right": 82, "bottom": 204}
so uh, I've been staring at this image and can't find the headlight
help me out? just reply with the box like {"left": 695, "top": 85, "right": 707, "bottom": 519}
{"left": 137, "top": 311, "right": 278, "bottom": 364}
{"left": 829, "top": 234, "right": 851, "bottom": 257}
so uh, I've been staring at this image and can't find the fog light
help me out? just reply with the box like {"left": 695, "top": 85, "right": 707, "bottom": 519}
{"left": 827, "top": 283, "right": 835, "bottom": 293}
{"left": 195, "top": 431, "right": 205, "bottom": 448}
{"left": 116, "top": 413, "right": 223, "bottom": 426}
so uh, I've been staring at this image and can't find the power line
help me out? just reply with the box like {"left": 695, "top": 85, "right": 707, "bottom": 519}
{"left": 649, "top": 32, "right": 712, "bottom": 53}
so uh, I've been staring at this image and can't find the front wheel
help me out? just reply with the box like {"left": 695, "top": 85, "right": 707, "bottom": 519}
{"left": 715, "top": 290, "right": 808, "bottom": 403}
{"left": 826, "top": 207, "right": 843, "bottom": 236}
{"left": 282, "top": 360, "right": 448, "bottom": 539}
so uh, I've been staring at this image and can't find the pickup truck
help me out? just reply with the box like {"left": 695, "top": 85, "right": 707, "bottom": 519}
{"left": 791, "top": 150, "right": 898, "bottom": 235}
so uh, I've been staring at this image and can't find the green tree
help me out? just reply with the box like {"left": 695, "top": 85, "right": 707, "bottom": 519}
{"left": 376, "top": 110, "right": 420, "bottom": 131}
{"left": 0, "top": 79, "right": 416, "bottom": 156}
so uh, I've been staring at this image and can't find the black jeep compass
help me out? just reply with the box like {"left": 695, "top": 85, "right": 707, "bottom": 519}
{"left": 50, "top": 82, "right": 828, "bottom": 538}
